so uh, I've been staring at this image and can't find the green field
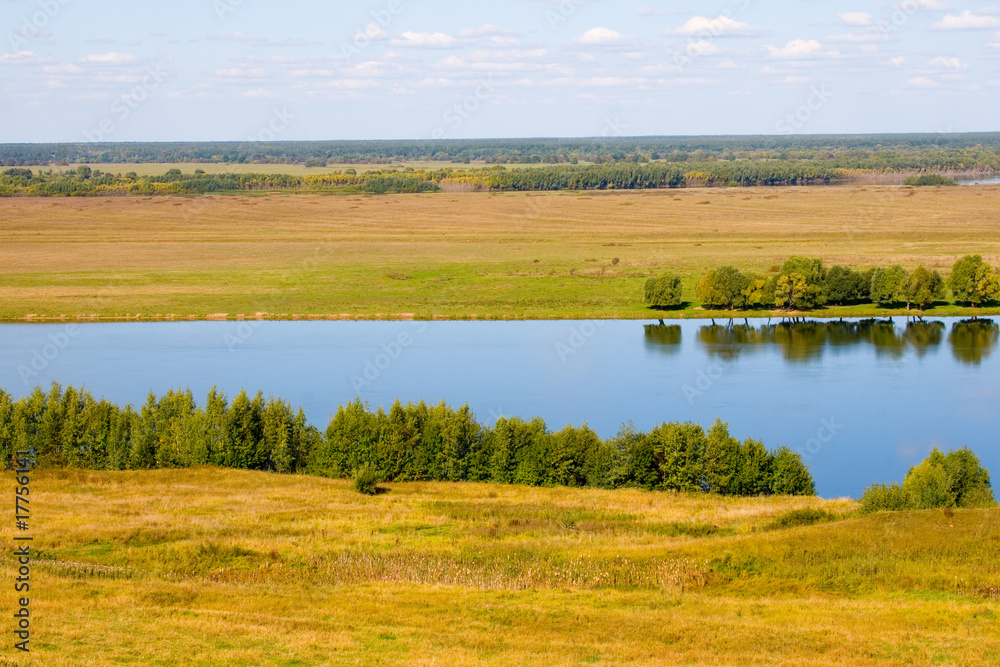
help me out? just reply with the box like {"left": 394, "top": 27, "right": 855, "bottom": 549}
{"left": 3, "top": 468, "right": 997, "bottom": 665}
{"left": 2, "top": 186, "right": 999, "bottom": 321}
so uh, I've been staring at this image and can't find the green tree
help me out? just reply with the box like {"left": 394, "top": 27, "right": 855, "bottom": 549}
{"left": 938, "top": 447, "right": 995, "bottom": 508}
{"left": 769, "top": 447, "right": 816, "bottom": 496}
{"left": 902, "top": 459, "right": 955, "bottom": 509}
{"left": 644, "top": 273, "right": 683, "bottom": 309}
{"left": 696, "top": 266, "right": 751, "bottom": 310}
{"left": 903, "top": 266, "right": 946, "bottom": 311}
{"left": 824, "top": 266, "right": 870, "bottom": 305}
{"left": 870, "top": 264, "right": 907, "bottom": 307}
{"left": 703, "top": 419, "right": 742, "bottom": 495}
{"left": 773, "top": 273, "right": 825, "bottom": 310}
{"left": 950, "top": 255, "right": 1000, "bottom": 307}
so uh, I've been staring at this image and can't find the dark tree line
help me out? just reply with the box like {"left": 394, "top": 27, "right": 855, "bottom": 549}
{"left": 1, "top": 385, "right": 815, "bottom": 497}
{"left": 2, "top": 134, "right": 999, "bottom": 170}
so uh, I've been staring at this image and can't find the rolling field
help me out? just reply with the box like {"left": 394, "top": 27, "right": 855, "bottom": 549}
{"left": 1, "top": 186, "right": 999, "bottom": 321}
{"left": 1, "top": 468, "right": 997, "bottom": 665}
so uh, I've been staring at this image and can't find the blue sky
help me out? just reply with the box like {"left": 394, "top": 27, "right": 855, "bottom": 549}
{"left": 2, "top": 0, "right": 999, "bottom": 142}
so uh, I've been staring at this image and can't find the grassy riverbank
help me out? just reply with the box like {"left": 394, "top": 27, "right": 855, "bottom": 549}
{"left": 2, "top": 467, "right": 997, "bottom": 665}
{"left": 2, "top": 187, "right": 999, "bottom": 321}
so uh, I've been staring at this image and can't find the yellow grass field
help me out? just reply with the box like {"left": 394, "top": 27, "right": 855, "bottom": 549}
{"left": 1, "top": 468, "right": 998, "bottom": 665}
{"left": 1, "top": 186, "right": 999, "bottom": 320}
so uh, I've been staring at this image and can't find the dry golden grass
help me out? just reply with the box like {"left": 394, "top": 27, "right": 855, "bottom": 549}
{"left": 1, "top": 468, "right": 997, "bottom": 665}
{"left": 1, "top": 186, "right": 999, "bottom": 320}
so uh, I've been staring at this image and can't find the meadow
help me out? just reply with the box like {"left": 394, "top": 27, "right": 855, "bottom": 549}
{"left": 1, "top": 467, "right": 996, "bottom": 665}
{"left": 1, "top": 186, "right": 999, "bottom": 321}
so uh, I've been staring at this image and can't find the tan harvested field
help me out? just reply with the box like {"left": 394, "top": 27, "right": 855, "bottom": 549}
{"left": 1, "top": 186, "right": 999, "bottom": 320}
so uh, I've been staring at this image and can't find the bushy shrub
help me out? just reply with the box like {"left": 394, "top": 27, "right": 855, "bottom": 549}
{"left": 903, "top": 461, "right": 955, "bottom": 509}
{"left": 644, "top": 273, "right": 683, "bottom": 309}
{"left": 859, "top": 482, "right": 912, "bottom": 513}
{"left": 766, "top": 508, "right": 837, "bottom": 530}
{"left": 352, "top": 463, "right": 380, "bottom": 495}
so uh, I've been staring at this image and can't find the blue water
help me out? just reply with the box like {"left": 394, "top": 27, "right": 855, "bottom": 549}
{"left": 955, "top": 176, "right": 1000, "bottom": 185}
{"left": 1, "top": 317, "right": 996, "bottom": 499}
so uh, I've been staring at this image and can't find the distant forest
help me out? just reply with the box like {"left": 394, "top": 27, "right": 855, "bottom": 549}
{"left": 1, "top": 134, "right": 999, "bottom": 172}
{"left": 2, "top": 134, "right": 997, "bottom": 195}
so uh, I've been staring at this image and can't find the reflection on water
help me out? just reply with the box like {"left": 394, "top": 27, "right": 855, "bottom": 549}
{"left": 695, "top": 318, "right": 995, "bottom": 365}
{"left": 950, "top": 319, "right": 1000, "bottom": 365}
{"left": 643, "top": 324, "right": 682, "bottom": 354}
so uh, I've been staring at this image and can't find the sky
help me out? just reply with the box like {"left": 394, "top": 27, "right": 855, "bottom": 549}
{"left": 1, "top": 0, "right": 999, "bottom": 142}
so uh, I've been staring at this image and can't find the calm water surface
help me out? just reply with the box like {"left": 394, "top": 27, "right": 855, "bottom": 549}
{"left": 1, "top": 317, "right": 997, "bottom": 498}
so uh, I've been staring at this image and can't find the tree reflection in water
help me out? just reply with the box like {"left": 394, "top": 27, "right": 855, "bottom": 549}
{"left": 643, "top": 324, "right": 682, "bottom": 355}
{"left": 691, "top": 318, "right": 994, "bottom": 365}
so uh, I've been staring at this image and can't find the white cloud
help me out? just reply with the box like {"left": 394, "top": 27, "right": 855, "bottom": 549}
{"left": 639, "top": 64, "right": 682, "bottom": 76}
{"left": 891, "top": 56, "right": 906, "bottom": 66}
{"left": 43, "top": 63, "right": 84, "bottom": 74}
{"left": 321, "top": 79, "right": 377, "bottom": 89}
{"left": 893, "top": 0, "right": 950, "bottom": 10}
{"left": 352, "top": 25, "right": 388, "bottom": 42}
{"left": 79, "top": 52, "right": 136, "bottom": 65}
{"left": 576, "top": 27, "right": 634, "bottom": 47}
{"left": 907, "top": 76, "right": 939, "bottom": 87}
{"left": 580, "top": 76, "right": 646, "bottom": 87}
{"left": 457, "top": 25, "right": 515, "bottom": 38}
{"left": 638, "top": 6, "right": 663, "bottom": 16}
{"left": 839, "top": 13, "right": 872, "bottom": 27}
{"left": 929, "top": 56, "right": 967, "bottom": 70}
{"left": 0, "top": 51, "right": 47, "bottom": 65}
{"left": 684, "top": 40, "right": 721, "bottom": 56}
{"left": 243, "top": 88, "right": 276, "bottom": 99}
{"left": 214, "top": 67, "right": 267, "bottom": 78}
{"left": 668, "top": 16, "right": 760, "bottom": 37}
{"left": 210, "top": 32, "right": 266, "bottom": 43}
{"left": 931, "top": 11, "right": 1000, "bottom": 30}
{"left": 390, "top": 32, "right": 457, "bottom": 48}
{"left": 765, "top": 40, "right": 834, "bottom": 60}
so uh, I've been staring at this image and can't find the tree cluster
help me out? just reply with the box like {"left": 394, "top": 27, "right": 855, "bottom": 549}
{"left": 860, "top": 448, "right": 996, "bottom": 512}
{"left": 690, "top": 255, "right": 999, "bottom": 312}
{"left": 1, "top": 384, "right": 816, "bottom": 497}
{"left": 312, "top": 400, "right": 815, "bottom": 495}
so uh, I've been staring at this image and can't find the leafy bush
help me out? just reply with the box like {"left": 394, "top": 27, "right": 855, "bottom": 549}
{"left": 859, "top": 482, "right": 912, "bottom": 513}
{"left": 766, "top": 508, "right": 837, "bottom": 530}
{"left": 903, "top": 461, "right": 955, "bottom": 509}
{"left": 903, "top": 174, "right": 955, "bottom": 186}
{"left": 352, "top": 463, "right": 381, "bottom": 495}
{"left": 644, "top": 273, "right": 683, "bottom": 309}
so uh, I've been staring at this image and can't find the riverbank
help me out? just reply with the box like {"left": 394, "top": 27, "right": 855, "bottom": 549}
{"left": 2, "top": 187, "right": 998, "bottom": 321}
